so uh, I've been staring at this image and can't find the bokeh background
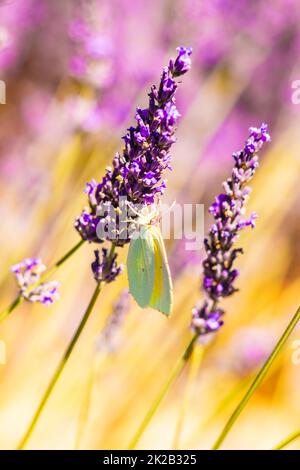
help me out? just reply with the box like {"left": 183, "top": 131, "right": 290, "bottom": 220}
{"left": 0, "top": 0, "right": 300, "bottom": 450}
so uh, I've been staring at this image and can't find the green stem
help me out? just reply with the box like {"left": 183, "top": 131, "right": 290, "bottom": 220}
{"left": 74, "top": 353, "right": 106, "bottom": 449}
{"left": 273, "top": 429, "right": 300, "bottom": 450}
{"left": 0, "top": 239, "right": 85, "bottom": 324}
{"left": 74, "top": 245, "right": 117, "bottom": 450}
{"left": 50, "top": 239, "right": 85, "bottom": 271}
{"left": 173, "top": 344, "right": 204, "bottom": 450}
{"left": 0, "top": 296, "right": 23, "bottom": 322}
{"left": 212, "top": 305, "right": 300, "bottom": 450}
{"left": 39, "top": 239, "right": 85, "bottom": 284}
{"left": 128, "top": 334, "right": 198, "bottom": 450}
{"left": 17, "top": 281, "right": 102, "bottom": 450}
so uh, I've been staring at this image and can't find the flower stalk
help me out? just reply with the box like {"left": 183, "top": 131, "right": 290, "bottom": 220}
{"left": 75, "top": 290, "right": 130, "bottom": 449}
{"left": 128, "top": 334, "right": 198, "bottom": 450}
{"left": 273, "top": 429, "right": 300, "bottom": 450}
{"left": 172, "top": 343, "right": 204, "bottom": 449}
{"left": 212, "top": 305, "right": 300, "bottom": 450}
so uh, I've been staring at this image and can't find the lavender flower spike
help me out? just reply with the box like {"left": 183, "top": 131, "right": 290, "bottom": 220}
{"left": 91, "top": 248, "right": 123, "bottom": 284}
{"left": 11, "top": 258, "right": 59, "bottom": 305}
{"left": 191, "top": 124, "right": 270, "bottom": 336}
{"left": 75, "top": 47, "right": 192, "bottom": 245}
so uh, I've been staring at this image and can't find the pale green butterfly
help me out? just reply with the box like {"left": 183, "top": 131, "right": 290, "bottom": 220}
{"left": 126, "top": 205, "right": 173, "bottom": 316}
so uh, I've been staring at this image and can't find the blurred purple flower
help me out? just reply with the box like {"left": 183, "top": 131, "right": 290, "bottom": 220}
{"left": 191, "top": 124, "right": 270, "bottom": 336}
{"left": 229, "top": 327, "right": 274, "bottom": 376}
{"left": 0, "top": 0, "right": 47, "bottom": 70}
{"left": 67, "top": 4, "right": 113, "bottom": 86}
{"left": 68, "top": 18, "right": 89, "bottom": 42}
{"left": 167, "top": 0, "right": 300, "bottom": 72}
{"left": 11, "top": 258, "right": 59, "bottom": 305}
{"left": 96, "top": 289, "right": 130, "bottom": 352}
{"left": 69, "top": 55, "right": 87, "bottom": 77}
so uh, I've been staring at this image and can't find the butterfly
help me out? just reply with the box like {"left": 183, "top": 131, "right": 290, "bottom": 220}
{"left": 126, "top": 205, "right": 173, "bottom": 316}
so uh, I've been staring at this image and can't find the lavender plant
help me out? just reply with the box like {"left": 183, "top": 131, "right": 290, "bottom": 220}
{"left": 191, "top": 124, "right": 270, "bottom": 336}
{"left": 128, "top": 121, "right": 300, "bottom": 450}
{"left": 128, "top": 123, "right": 271, "bottom": 449}
{"left": 193, "top": 126, "right": 300, "bottom": 450}
{"left": 0, "top": 47, "right": 192, "bottom": 325}
{"left": 17, "top": 47, "right": 192, "bottom": 449}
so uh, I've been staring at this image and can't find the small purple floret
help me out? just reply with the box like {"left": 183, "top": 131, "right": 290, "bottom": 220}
{"left": 11, "top": 258, "right": 59, "bottom": 305}
{"left": 91, "top": 248, "right": 123, "bottom": 284}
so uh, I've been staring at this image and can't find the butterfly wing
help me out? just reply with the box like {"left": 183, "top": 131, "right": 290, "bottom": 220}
{"left": 127, "top": 226, "right": 155, "bottom": 308}
{"left": 148, "top": 225, "right": 173, "bottom": 316}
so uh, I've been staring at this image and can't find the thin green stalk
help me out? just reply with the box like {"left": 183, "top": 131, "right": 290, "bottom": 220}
{"left": 0, "top": 239, "right": 85, "bottom": 324}
{"left": 46, "top": 239, "right": 85, "bottom": 275}
{"left": 212, "top": 305, "right": 300, "bottom": 450}
{"left": 128, "top": 334, "right": 198, "bottom": 450}
{"left": 17, "top": 281, "right": 102, "bottom": 450}
{"left": 0, "top": 296, "right": 23, "bottom": 322}
{"left": 273, "top": 429, "right": 300, "bottom": 450}
{"left": 75, "top": 353, "right": 106, "bottom": 449}
{"left": 189, "top": 361, "right": 280, "bottom": 447}
{"left": 173, "top": 344, "right": 204, "bottom": 449}
{"left": 34, "top": 239, "right": 85, "bottom": 285}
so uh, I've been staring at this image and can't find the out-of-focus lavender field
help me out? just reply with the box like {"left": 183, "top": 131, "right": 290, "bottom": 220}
{"left": 0, "top": 0, "right": 300, "bottom": 450}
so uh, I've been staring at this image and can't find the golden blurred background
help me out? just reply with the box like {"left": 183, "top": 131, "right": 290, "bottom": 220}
{"left": 0, "top": 0, "right": 300, "bottom": 450}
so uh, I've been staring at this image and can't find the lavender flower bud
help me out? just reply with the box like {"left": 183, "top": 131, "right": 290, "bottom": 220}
{"left": 75, "top": 47, "right": 192, "bottom": 246}
{"left": 171, "top": 46, "right": 192, "bottom": 77}
{"left": 191, "top": 303, "right": 224, "bottom": 336}
{"left": 91, "top": 248, "right": 123, "bottom": 284}
{"left": 11, "top": 258, "right": 60, "bottom": 305}
{"left": 191, "top": 124, "right": 270, "bottom": 336}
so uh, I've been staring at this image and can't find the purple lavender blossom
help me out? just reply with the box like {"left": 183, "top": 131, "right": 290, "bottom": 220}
{"left": 191, "top": 302, "right": 224, "bottom": 335}
{"left": 67, "top": 8, "right": 113, "bottom": 87}
{"left": 96, "top": 289, "right": 130, "bottom": 352}
{"left": 229, "top": 327, "right": 274, "bottom": 376}
{"left": 191, "top": 124, "right": 270, "bottom": 336}
{"left": 171, "top": 46, "right": 192, "bottom": 76}
{"left": 75, "top": 47, "right": 192, "bottom": 245}
{"left": 11, "top": 258, "right": 59, "bottom": 305}
{"left": 91, "top": 249, "right": 123, "bottom": 284}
